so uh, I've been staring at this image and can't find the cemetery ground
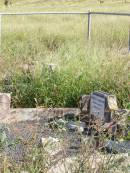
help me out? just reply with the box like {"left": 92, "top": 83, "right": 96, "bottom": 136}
{"left": 0, "top": 106, "right": 130, "bottom": 173}
{"left": 0, "top": 0, "right": 130, "bottom": 172}
{"left": 0, "top": 100, "right": 130, "bottom": 172}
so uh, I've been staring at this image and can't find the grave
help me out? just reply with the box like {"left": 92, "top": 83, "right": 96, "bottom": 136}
{"left": 90, "top": 91, "right": 118, "bottom": 123}
{"left": 0, "top": 92, "right": 129, "bottom": 164}
{"left": 79, "top": 92, "right": 118, "bottom": 123}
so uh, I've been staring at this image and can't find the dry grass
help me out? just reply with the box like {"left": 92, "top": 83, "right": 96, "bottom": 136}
{"left": 0, "top": 123, "right": 129, "bottom": 173}
{"left": 0, "top": 1, "right": 130, "bottom": 170}
{"left": 0, "top": 12, "right": 129, "bottom": 107}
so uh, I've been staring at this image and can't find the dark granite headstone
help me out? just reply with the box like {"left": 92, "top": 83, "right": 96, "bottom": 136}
{"left": 90, "top": 92, "right": 118, "bottom": 123}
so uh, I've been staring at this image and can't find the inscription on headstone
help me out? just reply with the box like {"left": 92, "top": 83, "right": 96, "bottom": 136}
{"left": 90, "top": 92, "right": 118, "bottom": 123}
{"left": 90, "top": 93, "right": 105, "bottom": 120}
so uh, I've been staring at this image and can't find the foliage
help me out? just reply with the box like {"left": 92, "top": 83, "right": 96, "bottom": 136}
{"left": 0, "top": 0, "right": 130, "bottom": 108}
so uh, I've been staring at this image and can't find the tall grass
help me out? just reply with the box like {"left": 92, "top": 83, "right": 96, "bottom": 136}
{"left": 0, "top": 14, "right": 130, "bottom": 108}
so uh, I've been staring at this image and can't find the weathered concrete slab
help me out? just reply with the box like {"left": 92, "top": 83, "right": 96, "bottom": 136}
{"left": 0, "top": 108, "right": 80, "bottom": 123}
{"left": 0, "top": 93, "right": 11, "bottom": 118}
{"left": 0, "top": 108, "right": 80, "bottom": 162}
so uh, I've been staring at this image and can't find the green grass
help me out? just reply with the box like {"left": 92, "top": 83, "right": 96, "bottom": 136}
{"left": 0, "top": 0, "right": 130, "bottom": 108}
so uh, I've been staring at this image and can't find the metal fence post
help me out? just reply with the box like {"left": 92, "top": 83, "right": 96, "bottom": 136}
{"left": 128, "top": 26, "right": 130, "bottom": 53}
{"left": 0, "top": 15, "right": 2, "bottom": 54}
{"left": 88, "top": 12, "right": 91, "bottom": 40}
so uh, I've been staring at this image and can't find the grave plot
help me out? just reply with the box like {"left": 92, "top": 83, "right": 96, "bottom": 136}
{"left": 0, "top": 92, "right": 130, "bottom": 172}
{"left": 0, "top": 100, "right": 81, "bottom": 164}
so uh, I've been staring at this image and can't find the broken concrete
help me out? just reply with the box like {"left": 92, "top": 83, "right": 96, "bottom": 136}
{"left": 0, "top": 108, "right": 80, "bottom": 162}
{"left": 0, "top": 93, "right": 11, "bottom": 118}
{"left": 0, "top": 91, "right": 130, "bottom": 169}
{"left": 0, "top": 108, "right": 80, "bottom": 123}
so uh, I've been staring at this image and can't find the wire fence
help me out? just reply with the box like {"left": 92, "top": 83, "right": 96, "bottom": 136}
{"left": 0, "top": 11, "right": 130, "bottom": 51}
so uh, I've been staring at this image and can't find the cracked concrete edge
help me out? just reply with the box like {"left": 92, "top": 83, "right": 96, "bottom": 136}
{"left": 0, "top": 108, "right": 80, "bottom": 124}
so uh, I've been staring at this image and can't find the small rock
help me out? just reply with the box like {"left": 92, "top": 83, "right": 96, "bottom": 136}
{"left": 101, "top": 140, "right": 130, "bottom": 154}
{"left": 66, "top": 121, "right": 85, "bottom": 133}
